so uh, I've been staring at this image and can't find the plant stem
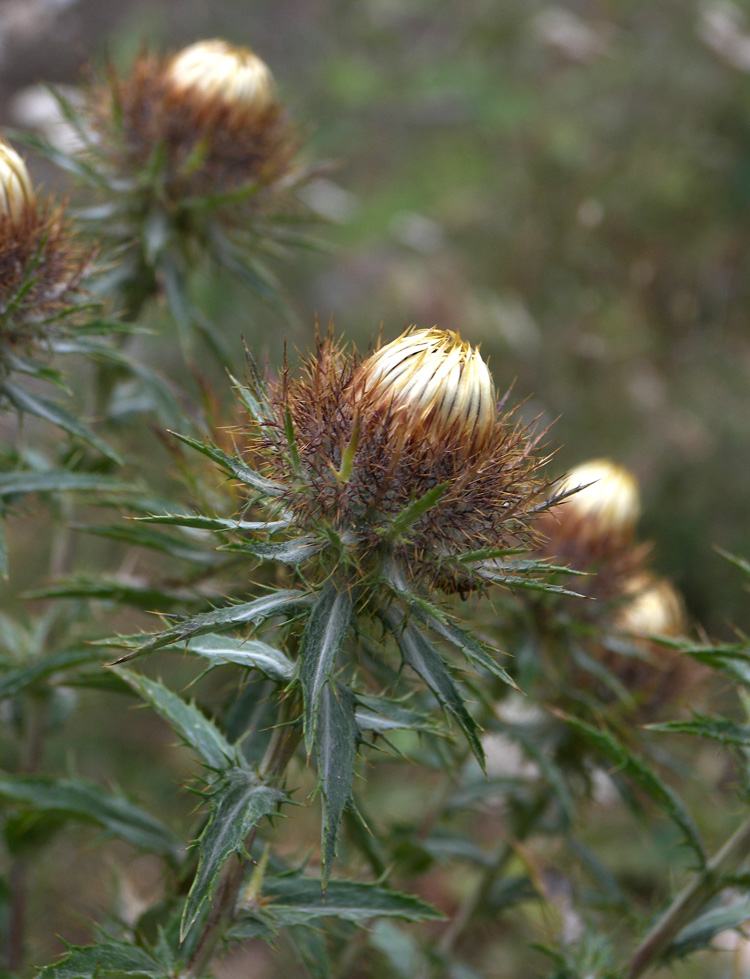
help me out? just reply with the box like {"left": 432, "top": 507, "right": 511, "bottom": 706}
{"left": 626, "top": 813, "right": 750, "bottom": 979}
{"left": 439, "top": 790, "right": 549, "bottom": 959}
{"left": 181, "top": 695, "right": 302, "bottom": 979}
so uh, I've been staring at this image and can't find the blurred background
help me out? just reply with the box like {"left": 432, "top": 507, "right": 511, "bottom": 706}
{"left": 3, "top": 0, "right": 750, "bottom": 635}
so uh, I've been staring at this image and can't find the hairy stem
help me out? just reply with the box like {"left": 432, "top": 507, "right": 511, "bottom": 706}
{"left": 626, "top": 813, "right": 750, "bottom": 979}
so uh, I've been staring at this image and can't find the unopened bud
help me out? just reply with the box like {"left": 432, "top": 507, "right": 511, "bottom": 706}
{"left": 555, "top": 458, "right": 640, "bottom": 540}
{"left": 0, "top": 140, "right": 35, "bottom": 225}
{"left": 614, "top": 574, "right": 686, "bottom": 637}
{"left": 166, "top": 39, "right": 275, "bottom": 116}
{"left": 353, "top": 328, "right": 496, "bottom": 452}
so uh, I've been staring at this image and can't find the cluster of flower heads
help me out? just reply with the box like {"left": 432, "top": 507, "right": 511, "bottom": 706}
{"left": 539, "top": 457, "right": 686, "bottom": 635}
{"left": 246, "top": 327, "right": 549, "bottom": 591}
{"left": 537, "top": 457, "right": 694, "bottom": 715}
{"left": 0, "top": 139, "right": 88, "bottom": 360}
{"left": 88, "top": 39, "right": 298, "bottom": 200}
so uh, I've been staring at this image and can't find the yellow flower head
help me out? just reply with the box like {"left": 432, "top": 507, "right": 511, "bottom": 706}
{"left": 0, "top": 141, "right": 35, "bottom": 225}
{"left": 614, "top": 573, "right": 686, "bottom": 638}
{"left": 166, "top": 39, "right": 275, "bottom": 117}
{"left": 555, "top": 458, "right": 640, "bottom": 541}
{"left": 353, "top": 328, "right": 496, "bottom": 454}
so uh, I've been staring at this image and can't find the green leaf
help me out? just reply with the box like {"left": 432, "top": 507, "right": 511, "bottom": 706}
{"left": 113, "top": 589, "right": 312, "bottom": 661}
{"left": 354, "top": 694, "right": 443, "bottom": 735}
{"left": 182, "top": 769, "right": 284, "bottom": 938}
{"left": 299, "top": 581, "right": 353, "bottom": 752}
{"left": 557, "top": 712, "right": 705, "bottom": 863}
{"left": 169, "top": 431, "right": 283, "bottom": 496}
{"left": 223, "top": 536, "right": 324, "bottom": 566}
{"left": 136, "top": 513, "right": 288, "bottom": 532}
{"left": 248, "top": 874, "right": 443, "bottom": 924}
{"left": 74, "top": 522, "right": 220, "bottom": 565}
{"left": 0, "top": 647, "right": 104, "bottom": 700}
{"left": 664, "top": 899, "right": 750, "bottom": 961}
{"left": 0, "top": 382, "right": 122, "bottom": 464}
{"left": 407, "top": 594, "right": 518, "bottom": 691}
{"left": 383, "top": 483, "right": 449, "bottom": 540}
{"left": 0, "top": 470, "right": 132, "bottom": 500}
{"left": 114, "top": 668, "right": 238, "bottom": 771}
{"left": 37, "top": 940, "right": 166, "bottom": 979}
{"left": 648, "top": 715, "right": 750, "bottom": 747}
{"left": 394, "top": 617, "right": 485, "bottom": 769}
{"left": 317, "top": 681, "right": 359, "bottom": 882}
{"left": 0, "top": 774, "right": 179, "bottom": 858}
{"left": 181, "top": 633, "right": 294, "bottom": 683}
{"left": 27, "top": 575, "right": 202, "bottom": 612}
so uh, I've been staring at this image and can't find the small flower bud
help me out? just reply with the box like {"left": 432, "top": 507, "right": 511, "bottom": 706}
{"left": 0, "top": 140, "right": 35, "bottom": 225}
{"left": 166, "top": 39, "right": 275, "bottom": 117}
{"left": 554, "top": 458, "right": 640, "bottom": 541}
{"left": 614, "top": 574, "right": 686, "bottom": 637}
{"left": 353, "top": 328, "right": 496, "bottom": 453}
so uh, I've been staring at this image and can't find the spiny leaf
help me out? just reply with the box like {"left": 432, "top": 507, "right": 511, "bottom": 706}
{"left": 383, "top": 483, "right": 449, "bottom": 541}
{"left": 135, "top": 513, "right": 288, "bottom": 532}
{"left": 317, "top": 681, "right": 359, "bottom": 883}
{"left": 299, "top": 581, "right": 353, "bottom": 752}
{"left": 0, "top": 647, "right": 104, "bottom": 700}
{"left": 648, "top": 715, "right": 750, "bottom": 747}
{"left": 393, "top": 616, "right": 485, "bottom": 769}
{"left": 243, "top": 874, "right": 444, "bottom": 924}
{"left": 0, "top": 470, "right": 132, "bottom": 499}
{"left": 114, "top": 668, "right": 239, "bottom": 771}
{"left": 112, "top": 589, "right": 312, "bottom": 661}
{"left": 37, "top": 940, "right": 167, "bottom": 979}
{"left": 222, "top": 535, "right": 324, "bottom": 566}
{"left": 74, "top": 522, "right": 221, "bottom": 564}
{"left": 27, "top": 575, "right": 203, "bottom": 612}
{"left": 664, "top": 899, "right": 750, "bottom": 961}
{"left": 556, "top": 712, "right": 705, "bottom": 863}
{"left": 181, "top": 633, "right": 294, "bottom": 683}
{"left": 354, "top": 693, "right": 444, "bottom": 735}
{"left": 0, "top": 774, "right": 180, "bottom": 858}
{"left": 0, "top": 382, "right": 122, "bottom": 464}
{"left": 169, "top": 430, "right": 284, "bottom": 496}
{"left": 181, "top": 769, "right": 284, "bottom": 938}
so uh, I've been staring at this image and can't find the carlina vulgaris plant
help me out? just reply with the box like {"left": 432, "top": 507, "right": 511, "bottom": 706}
{"left": 39, "top": 37, "right": 318, "bottom": 335}
{"left": 112, "top": 325, "right": 564, "bottom": 966}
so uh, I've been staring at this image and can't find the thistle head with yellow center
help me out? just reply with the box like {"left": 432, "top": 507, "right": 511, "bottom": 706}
{"left": 249, "top": 326, "right": 547, "bottom": 592}
{"left": 0, "top": 138, "right": 89, "bottom": 355}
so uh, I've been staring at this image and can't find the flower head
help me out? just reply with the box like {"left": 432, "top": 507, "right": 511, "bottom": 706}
{"left": 247, "top": 327, "right": 547, "bottom": 592}
{"left": 0, "top": 137, "right": 89, "bottom": 358}
{"left": 165, "top": 40, "right": 275, "bottom": 119}
{"left": 0, "top": 141, "right": 35, "bottom": 225}
{"left": 614, "top": 573, "right": 686, "bottom": 638}
{"left": 352, "top": 328, "right": 496, "bottom": 454}
{"left": 88, "top": 39, "right": 298, "bottom": 200}
{"left": 554, "top": 458, "right": 640, "bottom": 542}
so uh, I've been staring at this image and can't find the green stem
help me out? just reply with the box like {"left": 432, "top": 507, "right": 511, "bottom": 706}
{"left": 181, "top": 693, "right": 302, "bottom": 979}
{"left": 437, "top": 790, "right": 550, "bottom": 961}
{"left": 625, "top": 813, "right": 750, "bottom": 979}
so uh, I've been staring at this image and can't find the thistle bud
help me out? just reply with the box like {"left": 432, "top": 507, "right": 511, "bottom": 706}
{"left": 0, "top": 140, "right": 35, "bottom": 225}
{"left": 614, "top": 574, "right": 686, "bottom": 637}
{"left": 166, "top": 39, "right": 275, "bottom": 117}
{"left": 554, "top": 458, "right": 640, "bottom": 542}
{"left": 352, "top": 328, "right": 496, "bottom": 453}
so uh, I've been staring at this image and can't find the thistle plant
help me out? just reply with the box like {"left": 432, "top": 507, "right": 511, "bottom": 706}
{"left": 3, "top": 25, "right": 750, "bottom": 979}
